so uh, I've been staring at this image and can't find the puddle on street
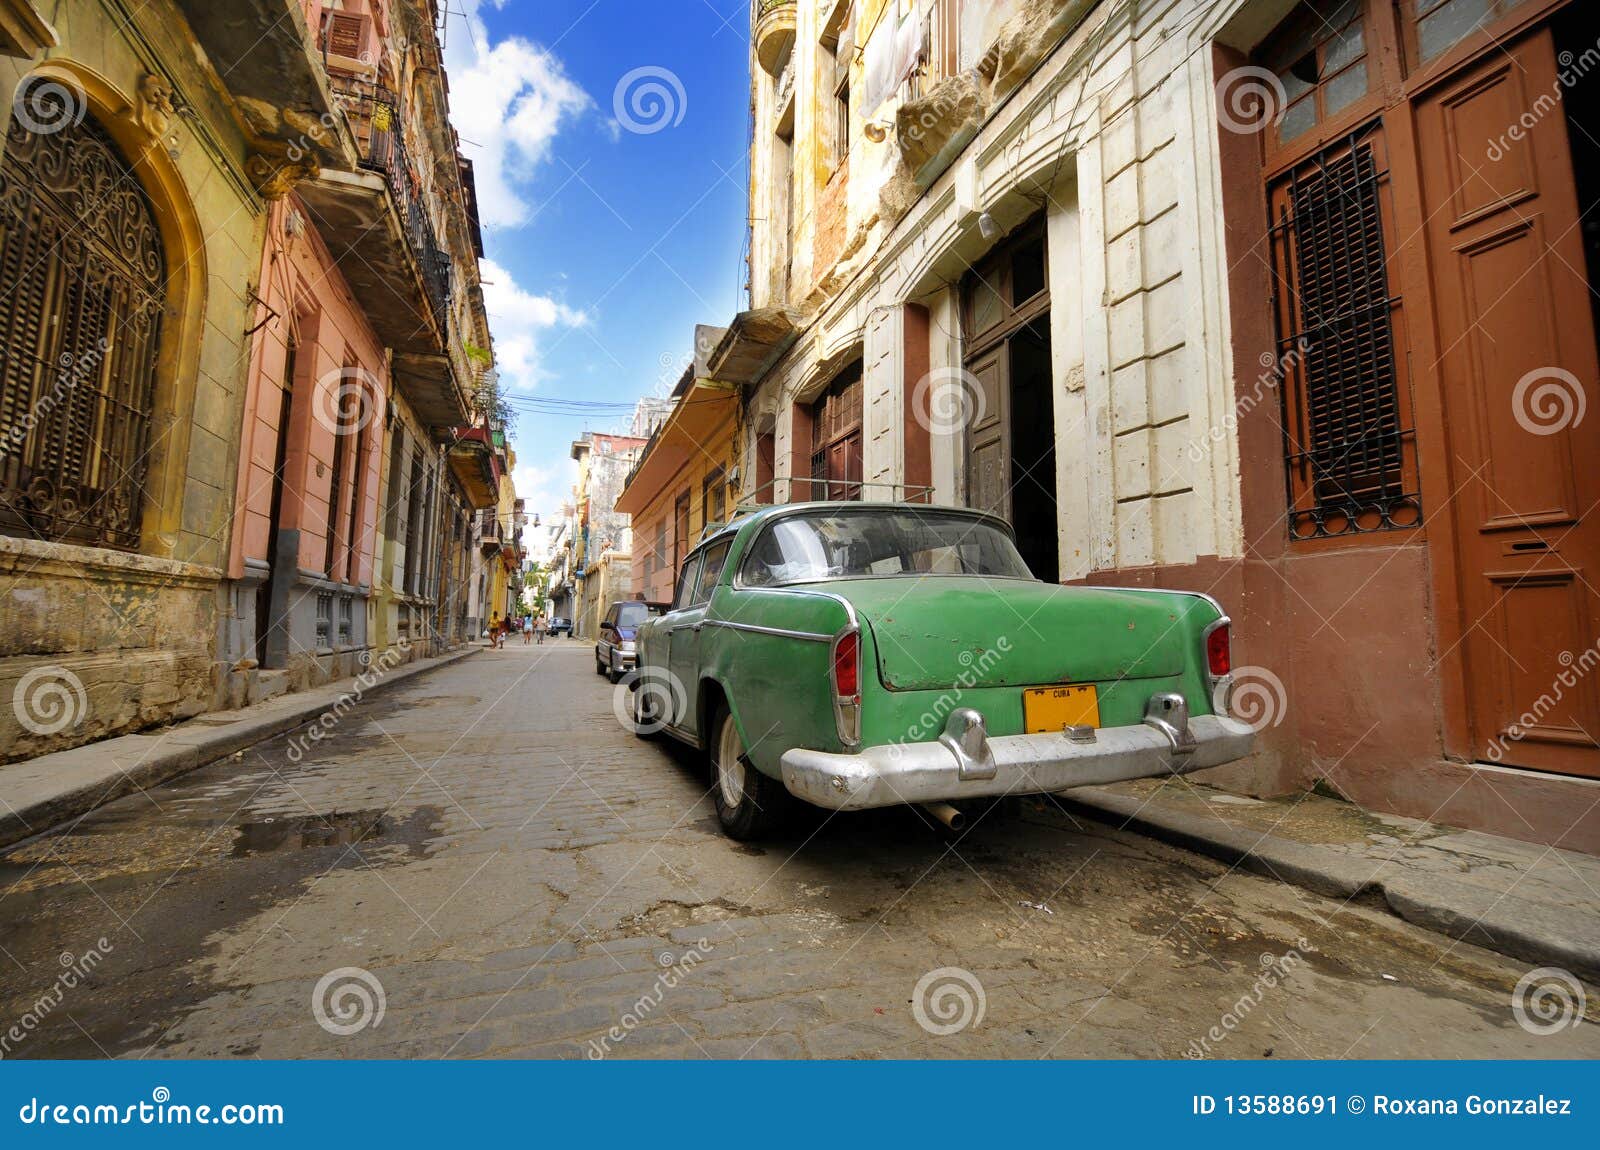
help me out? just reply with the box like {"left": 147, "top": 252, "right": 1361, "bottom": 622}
{"left": 230, "top": 808, "right": 394, "bottom": 857}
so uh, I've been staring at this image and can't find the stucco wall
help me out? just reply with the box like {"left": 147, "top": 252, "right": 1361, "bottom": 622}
{"left": 0, "top": 0, "right": 262, "bottom": 759}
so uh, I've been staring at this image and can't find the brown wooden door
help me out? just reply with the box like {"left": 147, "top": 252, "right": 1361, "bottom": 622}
{"left": 1415, "top": 26, "right": 1600, "bottom": 777}
{"left": 965, "top": 346, "right": 1009, "bottom": 518}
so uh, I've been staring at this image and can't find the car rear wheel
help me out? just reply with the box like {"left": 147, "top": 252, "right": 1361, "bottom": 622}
{"left": 710, "top": 705, "right": 788, "bottom": 841}
{"left": 630, "top": 680, "right": 659, "bottom": 739}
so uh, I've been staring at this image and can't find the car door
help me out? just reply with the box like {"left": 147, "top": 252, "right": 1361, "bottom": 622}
{"left": 661, "top": 551, "right": 703, "bottom": 731}
{"left": 667, "top": 539, "right": 731, "bottom": 742}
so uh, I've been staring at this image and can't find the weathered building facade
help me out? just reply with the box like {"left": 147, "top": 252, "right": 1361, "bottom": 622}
{"left": 569, "top": 432, "right": 645, "bottom": 639}
{"left": 0, "top": 0, "right": 507, "bottom": 760}
{"left": 0, "top": 0, "right": 340, "bottom": 759}
{"left": 736, "top": 0, "right": 1600, "bottom": 852}
{"left": 218, "top": 0, "right": 498, "bottom": 704}
{"left": 616, "top": 365, "right": 742, "bottom": 605}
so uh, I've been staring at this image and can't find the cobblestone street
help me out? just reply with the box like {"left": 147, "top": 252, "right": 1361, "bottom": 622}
{"left": 2, "top": 643, "right": 1596, "bottom": 1061}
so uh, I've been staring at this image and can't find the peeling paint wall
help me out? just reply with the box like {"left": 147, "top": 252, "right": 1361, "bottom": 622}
{"left": 0, "top": 0, "right": 263, "bottom": 760}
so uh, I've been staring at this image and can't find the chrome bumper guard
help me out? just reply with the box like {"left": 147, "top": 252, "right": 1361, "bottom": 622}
{"left": 779, "top": 692, "right": 1256, "bottom": 811}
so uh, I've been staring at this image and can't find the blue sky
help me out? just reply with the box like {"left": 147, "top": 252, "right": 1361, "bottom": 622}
{"left": 442, "top": 0, "right": 752, "bottom": 537}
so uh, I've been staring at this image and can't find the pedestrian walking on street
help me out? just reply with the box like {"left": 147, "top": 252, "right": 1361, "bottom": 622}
{"left": 521, "top": 614, "right": 533, "bottom": 645}
{"left": 534, "top": 614, "right": 548, "bottom": 645}
{"left": 489, "top": 612, "right": 502, "bottom": 649}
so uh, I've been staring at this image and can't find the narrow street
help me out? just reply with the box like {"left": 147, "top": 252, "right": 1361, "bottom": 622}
{"left": 1, "top": 643, "right": 1593, "bottom": 1060}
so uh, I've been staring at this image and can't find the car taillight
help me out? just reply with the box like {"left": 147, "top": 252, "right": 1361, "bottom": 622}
{"left": 832, "top": 630, "right": 859, "bottom": 698}
{"left": 1206, "top": 621, "right": 1231, "bottom": 678}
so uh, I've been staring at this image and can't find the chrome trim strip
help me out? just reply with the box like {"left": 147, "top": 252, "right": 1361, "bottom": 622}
{"left": 660, "top": 722, "right": 700, "bottom": 749}
{"left": 701, "top": 619, "right": 832, "bottom": 643}
{"left": 1084, "top": 583, "right": 1226, "bottom": 619}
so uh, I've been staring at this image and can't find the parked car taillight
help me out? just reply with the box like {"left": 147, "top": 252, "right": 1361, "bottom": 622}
{"left": 832, "top": 630, "right": 859, "bottom": 699}
{"left": 1205, "top": 620, "right": 1231, "bottom": 679}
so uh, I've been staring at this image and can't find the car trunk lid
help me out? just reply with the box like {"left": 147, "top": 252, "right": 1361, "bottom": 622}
{"left": 830, "top": 577, "right": 1199, "bottom": 691}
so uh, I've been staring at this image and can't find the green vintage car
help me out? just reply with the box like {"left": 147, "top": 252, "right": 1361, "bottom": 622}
{"left": 629, "top": 502, "right": 1254, "bottom": 840}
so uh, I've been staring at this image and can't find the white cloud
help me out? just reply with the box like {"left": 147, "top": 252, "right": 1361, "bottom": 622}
{"left": 445, "top": 5, "right": 591, "bottom": 229}
{"left": 481, "top": 257, "right": 586, "bottom": 393}
{"left": 511, "top": 459, "right": 577, "bottom": 555}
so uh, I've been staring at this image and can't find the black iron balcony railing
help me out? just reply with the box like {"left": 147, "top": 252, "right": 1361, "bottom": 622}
{"left": 330, "top": 82, "right": 452, "bottom": 333}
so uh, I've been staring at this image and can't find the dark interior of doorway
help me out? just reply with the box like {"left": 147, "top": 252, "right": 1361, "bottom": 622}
{"left": 1555, "top": 4, "right": 1600, "bottom": 343}
{"left": 1009, "top": 316, "right": 1058, "bottom": 583}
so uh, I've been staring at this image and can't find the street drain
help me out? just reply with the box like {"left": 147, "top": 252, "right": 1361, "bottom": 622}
{"left": 230, "top": 809, "right": 391, "bottom": 857}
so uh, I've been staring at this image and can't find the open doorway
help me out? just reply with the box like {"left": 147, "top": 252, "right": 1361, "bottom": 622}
{"left": 962, "top": 218, "right": 1057, "bottom": 582}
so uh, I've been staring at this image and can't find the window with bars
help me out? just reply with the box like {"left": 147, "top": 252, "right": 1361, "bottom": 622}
{"left": 0, "top": 105, "right": 165, "bottom": 551}
{"left": 810, "top": 365, "right": 863, "bottom": 501}
{"left": 1267, "top": 121, "right": 1419, "bottom": 538}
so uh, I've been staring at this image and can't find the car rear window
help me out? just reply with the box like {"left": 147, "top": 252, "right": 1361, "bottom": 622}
{"left": 615, "top": 602, "right": 649, "bottom": 627}
{"left": 739, "top": 510, "right": 1033, "bottom": 587}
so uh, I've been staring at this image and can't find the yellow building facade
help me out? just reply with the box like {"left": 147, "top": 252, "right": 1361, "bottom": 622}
{"left": 614, "top": 372, "right": 741, "bottom": 605}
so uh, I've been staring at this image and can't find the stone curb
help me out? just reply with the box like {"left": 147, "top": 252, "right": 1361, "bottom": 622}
{"left": 0, "top": 645, "right": 482, "bottom": 851}
{"left": 1061, "top": 786, "right": 1600, "bottom": 984}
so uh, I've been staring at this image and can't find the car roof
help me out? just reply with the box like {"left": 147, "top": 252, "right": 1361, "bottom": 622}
{"left": 682, "top": 500, "right": 1017, "bottom": 569}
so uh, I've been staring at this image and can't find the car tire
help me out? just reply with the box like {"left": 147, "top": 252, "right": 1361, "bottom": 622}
{"left": 710, "top": 704, "right": 789, "bottom": 841}
{"left": 606, "top": 658, "right": 621, "bottom": 684}
{"left": 630, "top": 680, "right": 659, "bottom": 740}
{"left": 595, "top": 653, "right": 607, "bottom": 676}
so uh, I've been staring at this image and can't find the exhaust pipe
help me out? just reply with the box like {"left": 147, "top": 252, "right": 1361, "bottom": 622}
{"left": 921, "top": 801, "right": 966, "bottom": 832}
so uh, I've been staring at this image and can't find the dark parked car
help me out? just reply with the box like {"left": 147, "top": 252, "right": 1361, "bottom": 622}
{"left": 596, "top": 600, "right": 658, "bottom": 682}
{"left": 547, "top": 617, "right": 573, "bottom": 637}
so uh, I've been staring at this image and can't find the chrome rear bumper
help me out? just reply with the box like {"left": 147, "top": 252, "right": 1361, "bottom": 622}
{"left": 779, "top": 694, "right": 1256, "bottom": 811}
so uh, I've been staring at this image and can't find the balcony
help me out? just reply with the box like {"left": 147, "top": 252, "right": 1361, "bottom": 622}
{"left": 478, "top": 509, "right": 503, "bottom": 554}
{"left": 445, "top": 426, "right": 503, "bottom": 510}
{"left": 754, "top": 0, "right": 795, "bottom": 76}
{"left": 296, "top": 80, "right": 467, "bottom": 430}
{"left": 172, "top": 0, "right": 353, "bottom": 169}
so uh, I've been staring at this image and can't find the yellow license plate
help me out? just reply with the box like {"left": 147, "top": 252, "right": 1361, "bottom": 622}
{"left": 1022, "top": 684, "right": 1100, "bottom": 733}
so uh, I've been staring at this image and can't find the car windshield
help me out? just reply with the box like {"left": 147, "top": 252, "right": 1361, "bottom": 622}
{"left": 615, "top": 603, "right": 649, "bottom": 627}
{"left": 740, "top": 509, "right": 1034, "bottom": 587}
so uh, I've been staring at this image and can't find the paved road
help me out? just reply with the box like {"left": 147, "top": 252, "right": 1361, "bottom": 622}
{"left": 1, "top": 641, "right": 1595, "bottom": 1059}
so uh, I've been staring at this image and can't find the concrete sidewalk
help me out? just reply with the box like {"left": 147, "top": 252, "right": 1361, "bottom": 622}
{"left": 1062, "top": 777, "right": 1600, "bottom": 983}
{"left": 0, "top": 644, "right": 481, "bottom": 850}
